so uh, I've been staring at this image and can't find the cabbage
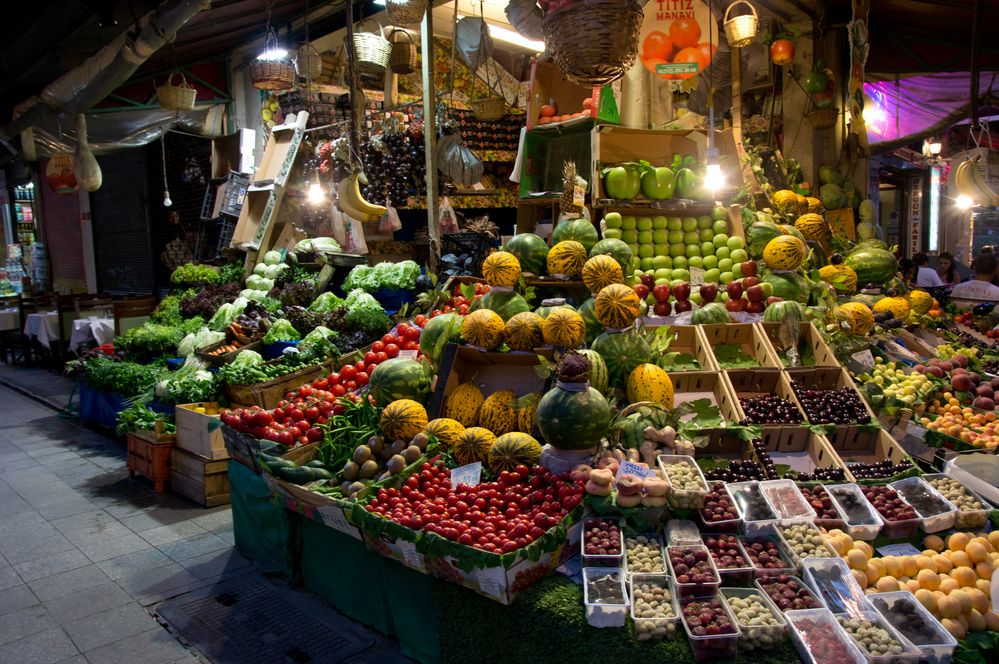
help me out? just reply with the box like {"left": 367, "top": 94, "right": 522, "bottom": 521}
{"left": 309, "top": 291, "right": 345, "bottom": 312}
{"left": 207, "top": 299, "right": 247, "bottom": 331}
{"left": 245, "top": 274, "right": 268, "bottom": 290}
{"left": 253, "top": 263, "right": 268, "bottom": 276}
{"left": 296, "top": 237, "right": 341, "bottom": 254}
{"left": 818, "top": 165, "right": 843, "bottom": 186}
{"left": 299, "top": 326, "right": 338, "bottom": 359}
{"left": 231, "top": 349, "right": 263, "bottom": 368}
{"left": 263, "top": 250, "right": 282, "bottom": 266}
{"left": 264, "top": 265, "right": 281, "bottom": 280}
{"left": 177, "top": 327, "right": 226, "bottom": 357}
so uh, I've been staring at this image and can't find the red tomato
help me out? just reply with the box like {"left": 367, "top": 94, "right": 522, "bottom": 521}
{"left": 402, "top": 340, "right": 419, "bottom": 351}
{"left": 403, "top": 326, "right": 421, "bottom": 342}
{"left": 382, "top": 333, "right": 396, "bottom": 345}
{"left": 366, "top": 364, "right": 378, "bottom": 375}
{"left": 312, "top": 378, "right": 328, "bottom": 390}
{"left": 345, "top": 380, "right": 357, "bottom": 391}
{"left": 385, "top": 343, "right": 399, "bottom": 358}
{"left": 340, "top": 365, "right": 357, "bottom": 380}
{"left": 355, "top": 371, "right": 369, "bottom": 387}
{"left": 374, "top": 351, "right": 388, "bottom": 363}
{"left": 364, "top": 351, "right": 378, "bottom": 365}
{"left": 328, "top": 373, "right": 341, "bottom": 385}
{"left": 397, "top": 323, "right": 411, "bottom": 337}
{"left": 298, "top": 386, "right": 314, "bottom": 398}
{"left": 354, "top": 360, "right": 366, "bottom": 374}
{"left": 372, "top": 341, "right": 385, "bottom": 353}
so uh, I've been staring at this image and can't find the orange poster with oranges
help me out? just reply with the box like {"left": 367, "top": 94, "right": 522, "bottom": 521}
{"left": 639, "top": 0, "right": 720, "bottom": 81}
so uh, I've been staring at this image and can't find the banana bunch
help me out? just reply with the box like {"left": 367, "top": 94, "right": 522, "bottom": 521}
{"left": 954, "top": 155, "right": 999, "bottom": 207}
{"left": 336, "top": 172, "right": 387, "bottom": 223}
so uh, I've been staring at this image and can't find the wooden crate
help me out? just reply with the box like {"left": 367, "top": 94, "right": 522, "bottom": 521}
{"left": 725, "top": 369, "right": 805, "bottom": 450}
{"left": 758, "top": 321, "right": 838, "bottom": 368}
{"left": 196, "top": 340, "right": 262, "bottom": 367}
{"left": 784, "top": 366, "right": 878, "bottom": 426}
{"left": 175, "top": 402, "right": 228, "bottom": 460}
{"left": 638, "top": 323, "right": 718, "bottom": 372}
{"left": 699, "top": 323, "right": 781, "bottom": 379}
{"left": 170, "top": 447, "right": 230, "bottom": 507}
{"left": 755, "top": 430, "right": 849, "bottom": 482}
{"left": 127, "top": 433, "right": 174, "bottom": 493}
{"left": 590, "top": 126, "right": 701, "bottom": 203}
{"left": 225, "top": 362, "right": 326, "bottom": 410}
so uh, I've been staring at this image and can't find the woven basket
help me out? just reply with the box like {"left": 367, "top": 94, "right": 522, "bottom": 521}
{"left": 541, "top": 0, "right": 644, "bottom": 86}
{"left": 808, "top": 107, "right": 839, "bottom": 130}
{"left": 352, "top": 23, "right": 391, "bottom": 74}
{"left": 157, "top": 72, "right": 196, "bottom": 111}
{"left": 724, "top": 0, "right": 759, "bottom": 48}
{"left": 470, "top": 97, "right": 506, "bottom": 122}
{"left": 250, "top": 59, "right": 295, "bottom": 90}
{"left": 389, "top": 30, "right": 417, "bottom": 75}
{"left": 296, "top": 43, "right": 323, "bottom": 80}
{"left": 386, "top": 0, "right": 426, "bottom": 27}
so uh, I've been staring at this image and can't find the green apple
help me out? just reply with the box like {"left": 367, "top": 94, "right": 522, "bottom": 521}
{"left": 727, "top": 236, "right": 746, "bottom": 251}
{"left": 683, "top": 231, "right": 700, "bottom": 245}
{"left": 653, "top": 243, "right": 669, "bottom": 257}
{"left": 712, "top": 206, "right": 728, "bottom": 221}
{"left": 704, "top": 268, "right": 721, "bottom": 283}
{"left": 637, "top": 216, "right": 654, "bottom": 231}
{"left": 622, "top": 216, "right": 637, "bottom": 230}
{"left": 603, "top": 228, "right": 623, "bottom": 240}
{"left": 672, "top": 268, "right": 690, "bottom": 281}
{"left": 604, "top": 212, "right": 623, "bottom": 228}
{"left": 622, "top": 229, "right": 639, "bottom": 243}
{"left": 624, "top": 274, "right": 639, "bottom": 286}
{"left": 667, "top": 216, "right": 683, "bottom": 231}
{"left": 669, "top": 243, "right": 686, "bottom": 257}
{"left": 652, "top": 255, "right": 671, "bottom": 269}
{"left": 730, "top": 262, "right": 742, "bottom": 277}
{"left": 652, "top": 215, "right": 668, "bottom": 230}
{"left": 699, "top": 228, "right": 715, "bottom": 243}
{"left": 719, "top": 271, "right": 734, "bottom": 283}
{"left": 697, "top": 215, "right": 713, "bottom": 230}
{"left": 702, "top": 255, "right": 718, "bottom": 270}
{"left": 681, "top": 217, "right": 698, "bottom": 232}
{"left": 687, "top": 256, "right": 703, "bottom": 269}
{"left": 631, "top": 257, "right": 642, "bottom": 272}
{"left": 640, "top": 257, "right": 654, "bottom": 270}
{"left": 668, "top": 230, "right": 684, "bottom": 244}
{"left": 685, "top": 244, "right": 701, "bottom": 258}
{"left": 715, "top": 246, "right": 730, "bottom": 260}
{"left": 669, "top": 279, "right": 683, "bottom": 288}
{"left": 730, "top": 248, "right": 749, "bottom": 263}
{"left": 646, "top": 293, "right": 657, "bottom": 305}
{"left": 673, "top": 255, "right": 688, "bottom": 269}
{"left": 632, "top": 269, "right": 644, "bottom": 278}
{"left": 717, "top": 258, "right": 733, "bottom": 273}
{"left": 712, "top": 233, "right": 729, "bottom": 248}
{"left": 638, "top": 230, "right": 654, "bottom": 244}
{"left": 657, "top": 278, "right": 671, "bottom": 286}
{"left": 654, "top": 268, "right": 671, "bottom": 281}
{"left": 653, "top": 229, "right": 668, "bottom": 244}
{"left": 628, "top": 243, "right": 640, "bottom": 256}
{"left": 760, "top": 282, "right": 774, "bottom": 297}
{"left": 712, "top": 219, "right": 729, "bottom": 235}
{"left": 720, "top": 292, "right": 729, "bottom": 302}
{"left": 638, "top": 244, "right": 654, "bottom": 258}
{"left": 690, "top": 291, "right": 703, "bottom": 305}
{"left": 700, "top": 241, "right": 715, "bottom": 256}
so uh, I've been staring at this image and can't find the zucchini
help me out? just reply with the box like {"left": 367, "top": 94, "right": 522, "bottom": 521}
{"left": 305, "top": 460, "right": 329, "bottom": 470}
{"left": 273, "top": 466, "right": 313, "bottom": 484}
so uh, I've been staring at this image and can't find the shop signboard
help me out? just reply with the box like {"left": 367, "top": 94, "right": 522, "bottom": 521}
{"left": 638, "top": 0, "right": 720, "bottom": 82}
{"left": 45, "top": 154, "right": 78, "bottom": 195}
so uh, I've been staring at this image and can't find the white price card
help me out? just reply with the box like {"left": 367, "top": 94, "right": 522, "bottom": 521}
{"left": 689, "top": 266, "right": 705, "bottom": 286}
{"left": 398, "top": 350, "right": 419, "bottom": 360}
{"left": 876, "top": 543, "right": 922, "bottom": 557}
{"left": 451, "top": 461, "right": 482, "bottom": 487}
{"left": 317, "top": 505, "right": 363, "bottom": 540}
{"left": 850, "top": 349, "right": 876, "bottom": 372}
{"left": 397, "top": 540, "right": 424, "bottom": 570}
{"left": 615, "top": 460, "right": 657, "bottom": 481}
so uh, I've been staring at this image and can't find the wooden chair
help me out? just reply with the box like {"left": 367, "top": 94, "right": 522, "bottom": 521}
{"left": 0, "top": 295, "right": 21, "bottom": 364}
{"left": 113, "top": 296, "right": 158, "bottom": 336}
{"left": 19, "top": 293, "right": 56, "bottom": 366}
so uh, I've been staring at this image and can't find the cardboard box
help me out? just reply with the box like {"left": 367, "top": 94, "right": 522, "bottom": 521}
{"left": 175, "top": 402, "right": 228, "bottom": 460}
{"left": 526, "top": 59, "right": 607, "bottom": 130}
{"left": 427, "top": 344, "right": 552, "bottom": 419}
{"left": 211, "top": 129, "right": 255, "bottom": 179}
{"left": 784, "top": 366, "right": 878, "bottom": 425}
{"left": 825, "top": 428, "right": 912, "bottom": 484}
{"left": 726, "top": 369, "right": 803, "bottom": 450}
{"left": 665, "top": 371, "right": 741, "bottom": 425}
{"left": 758, "top": 321, "right": 838, "bottom": 368}
{"left": 590, "top": 126, "right": 701, "bottom": 203}
{"left": 427, "top": 547, "right": 559, "bottom": 605}
{"left": 754, "top": 430, "right": 849, "bottom": 481}
{"left": 230, "top": 185, "right": 283, "bottom": 250}
{"left": 699, "top": 323, "right": 781, "bottom": 378}
{"left": 636, "top": 323, "right": 718, "bottom": 372}
{"left": 363, "top": 531, "right": 428, "bottom": 574}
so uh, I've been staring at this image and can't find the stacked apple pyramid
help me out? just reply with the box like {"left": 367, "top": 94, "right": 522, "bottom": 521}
{"left": 603, "top": 208, "right": 755, "bottom": 287}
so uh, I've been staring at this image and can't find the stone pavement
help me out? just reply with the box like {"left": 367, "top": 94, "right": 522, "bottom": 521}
{"left": 0, "top": 382, "right": 407, "bottom": 663}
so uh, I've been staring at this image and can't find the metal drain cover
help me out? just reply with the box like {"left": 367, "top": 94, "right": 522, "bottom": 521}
{"left": 156, "top": 576, "right": 377, "bottom": 663}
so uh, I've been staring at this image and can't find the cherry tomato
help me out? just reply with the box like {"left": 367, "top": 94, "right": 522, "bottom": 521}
{"left": 402, "top": 340, "right": 419, "bottom": 351}
{"left": 331, "top": 384, "right": 347, "bottom": 397}
{"left": 375, "top": 351, "right": 388, "bottom": 363}
{"left": 366, "top": 364, "right": 378, "bottom": 375}
{"left": 364, "top": 351, "right": 378, "bottom": 365}
{"left": 372, "top": 341, "right": 385, "bottom": 353}
{"left": 345, "top": 380, "right": 357, "bottom": 391}
{"left": 312, "top": 378, "right": 328, "bottom": 390}
{"left": 403, "top": 326, "right": 421, "bottom": 342}
{"left": 328, "top": 373, "right": 341, "bottom": 385}
{"left": 397, "top": 323, "right": 411, "bottom": 337}
{"left": 355, "top": 360, "right": 366, "bottom": 374}
{"left": 385, "top": 343, "right": 399, "bottom": 358}
{"left": 382, "top": 333, "right": 396, "bottom": 345}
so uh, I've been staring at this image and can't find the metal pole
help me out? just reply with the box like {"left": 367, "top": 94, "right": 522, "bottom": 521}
{"left": 421, "top": 6, "right": 440, "bottom": 272}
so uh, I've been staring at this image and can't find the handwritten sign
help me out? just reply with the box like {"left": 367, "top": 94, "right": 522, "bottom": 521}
{"left": 451, "top": 461, "right": 482, "bottom": 487}
{"left": 317, "top": 504, "right": 363, "bottom": 540}
{"left": 876, "top": 543, "right": 922, "bottom": 558}
{"left": 615, "top": 460, "right": 657, "bottom": 481}
{"left": 689, "top": 266, "right": 705, "bottom": 286}
{"left": 850, "top": 350, "right": 876, "bottom": 372}
{"left": 398, "top": 350, "right": 419, "bottom": 360}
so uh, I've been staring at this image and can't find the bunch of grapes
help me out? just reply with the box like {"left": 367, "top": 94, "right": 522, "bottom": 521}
{"left": 358, "top": 130, "right": 427, "bottom": 207}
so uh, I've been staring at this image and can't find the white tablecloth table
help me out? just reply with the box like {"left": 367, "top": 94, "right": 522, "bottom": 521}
{"left": 69, "top": 317, "right": 115, "bottom": 353}
{"left": 23, "top": 312, "right": 60, "bottom": 349}
{"left": 0, "top": 308, "right": 18, "bottom": 332}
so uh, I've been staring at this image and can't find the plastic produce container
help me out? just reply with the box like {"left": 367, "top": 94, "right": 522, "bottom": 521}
{"left": 583, "top": 567, "right": 628, "bottom": 628}
{"left": 628, "top": 573, "right": 679, "bottom": 641}
{"left": 866, "top": 591, "right": 957, "bottom": 664}
{"left": 921, "top": 473, "right": 991, "bottom": 530}
{"left": 666, "top": 544, "right": 720, "bottom": 598}
{"left": 727, "top": 481, "right": 778, "bottom": 537}
{"left": 697, "top": 482, "right": 742, "bottom": 533}
{"left": 826, "top": 483, "right": 884, "bottom": 541}
{"left": 759, "top": 479, "right": 816, "bottom": 521}
{"left": 803, "top": 485, "right": 848, "bottom": 533}
{"left": 755, "top": 574, "right": 824, "bottom": 612}
{"left": 836, "top": 609, "right": 922, "bottom": 664}
{"left": 680, "top": 594, "right": 742, "bottom": 662}
{"left": 702, "top": 533, "right": 754, "bottom": 587}
{"left": 624, "top": 533, "right": 666, "bottom": 575}
{"left": 774, "top": 521, "right": 838, "bottom": 569}
{"left": 665, "top": 519, "right": 703, "bottom": 547}
{"left": 581, "top": 517, "right": 624, "bottom": 567}
{"left": 785, "top": 608, "right": 868, "bottom": 664}
{"left": 800, "top": 557, "right": 869, "bottom": 617}
{"left": 721, "top": 586, "right": 787, "bottom": 652}
{"left": 658, "top": 454, "right": 709, "bottom": 510}
{"left": 861, "top": 484, "right": 921, "bottom": 540}
{"left": 740, "top": 530, "right": 797, "bottom": 579}
{"left": 888, "top": 477, "right": 958, "bottom": 533}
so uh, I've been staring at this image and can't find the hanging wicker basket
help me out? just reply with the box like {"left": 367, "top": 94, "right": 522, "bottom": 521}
{"left": 250, "top": 59, "right": 296, "bottom": 90}
{"left": 156, "top": 72, "right": 197, "bottom": 111}
{"left": 389, "top": 30, "right": 417, "bottom": 75}
{"left": 386, "top": 0, "right": 426, "bottom": 27}
{"left": 296, "top": 43, "right": 323, "bottom": 80}
{"left": 724, "top": 1, "right": 759, "bottom": 48}
{"left": 352, "top": 22, "right": 391, "bottom": 74}
{"left": 541, "top": 0, "right": 644, "bottom": 86}
{"left": 807, "top": 107, "right": 839, "bottom": 130}
{"left": 470, "top": 97, "right": 506, "bottom": 122}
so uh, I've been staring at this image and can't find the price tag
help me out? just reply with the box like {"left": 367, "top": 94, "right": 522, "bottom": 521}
{"left": 451, "top": 461, "right": 482, "bottom": 487}
{"left": 615, "top": 460, "right": 657, "bottom": 481}
{"left": 876, "top": 543, "right": 922, "bottom": 557}
{"left": 850, "top": 349, "right": 876, "bottom": 372}
{"left": 397, "top": 540, "right": 424, "bottom": 570}
{"left": 689, "top": 266, "right": 705, "bottom": 286}
{"left": 317, "top": 505, "right": 362, "bottom": 540}
{"left": 572, "top": 178, "right": 586, "bottom": 208}
{"left": 398, "top": 350, "right": 418, "bottom": 360}
{"left": 476, "top": 568, "right": 504, "bottom": 599}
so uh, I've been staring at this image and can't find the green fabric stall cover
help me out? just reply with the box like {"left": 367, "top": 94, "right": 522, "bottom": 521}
{"left": 228, "top": 461, "right": 300, "bottom": 584}
{"left": 298, "top": 516, "right": 395, "bottom": 635}
{"left": 377, "top": 558, "right": 440, "bottom": 664}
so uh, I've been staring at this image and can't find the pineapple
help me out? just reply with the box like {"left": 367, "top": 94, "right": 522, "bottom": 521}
{"left": 561, "top": 160, "right": 582, "bottom": 217}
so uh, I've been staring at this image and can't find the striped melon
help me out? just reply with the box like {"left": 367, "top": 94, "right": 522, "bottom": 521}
{"left": 424, "top": 418, "right": 466, "bottom": 447}
{"left": 504, "top": 311, "right": 544, "bottom": 351}
{"left": 487, "top": 433, "right": 542, "bottom": 473}
{"left": 577, "top": 349, "right": 608, "bottom": 393}
{"left": 794, "top": 213, "right": 831, "bottom": 243}
{"left": 818, "top": 263, "right": 858, "bottom": 292}
{"left": 481, "top": 251, "right": 521, "bottom": 287}
{"left": 772, "top": 189, "right": 802, "bottom": 216}
{"left": 478, "top": 389, "right": 518, "bottom": 435}
{"left": 839, "top": 302, "right": 874, "bottom": 336}
{"left": 762, "top": 235, "right": 807, "bottom": 271}
{"left": 542, "top": 308, "right": 586, "bottom": 348}
{"left": 593, "top": 283, "right": 642, "bottom": 329}
{"left": 443, "top": 383, "right": 484, "bottom": 426}
{"left": 516, "top": 393, "right": 540, "bottom": 433}
{"left": 453, "top": 427, "right": 496, "bottom": 465}
{"left": 805, "top": 197, "right": 823, "bottom": 213}
{"left": 547, "top": 240, "right": 587, "bottom": 276}
{"left": 626, "top": 364, "right": 674, "bottom": 408}
{"left": 873, "top": 296, "right": 910, "bottom": 321}
{"left": 908, "top": 289, "right": 933, "bottom": 315}
{"left": 461, "top": 308, "right": 504, "bottom": 350}
{"left": 778, "top": 224, "right": 807, "bottom": 244}
{"left": 380, "top": 399, "right": 428, "bottom": 443}
{"left": 581, "top": 254, "right": 623, "bottom": 293}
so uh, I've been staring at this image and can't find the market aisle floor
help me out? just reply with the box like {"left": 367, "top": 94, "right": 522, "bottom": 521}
{"left": 0, "top": 382, "right": 408, "bottom": 664}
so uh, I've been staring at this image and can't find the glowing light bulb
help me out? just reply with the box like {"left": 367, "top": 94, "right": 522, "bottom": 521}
{"left": 163, "top": 191, "right": 172, "bottom": 207}
{"left": 307, "top": 182, "right": 326, "bottom": 205}
{"left": 956, "top": 194, "right": 974, "bottom": 210}
{"left": 704, "top": 163, "right": 725, "bottom": 193}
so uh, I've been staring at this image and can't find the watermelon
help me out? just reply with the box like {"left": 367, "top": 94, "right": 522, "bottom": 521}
{"left": 368, "top": 358, "right": 430, "bottom": 406}
{"left": 746, "top": 221, "right": 783, "bottom": 259}
{"left": 763, "top": 300, "right": 806, "bottom": 325}
{"left": 552, "top": 218, "right": 599, "bottom": 253}
{"left": 535, "top": 382, "right": 611, "bottom": 451}
{"left": 691, "top": 302, "right": 730, "bottom": 324}
{"left": 577, "top": 297, "right": 604, "bottom": 344}
{"left": 761, "top": 271, "right": 809, "bottom": 303}
{"left": 577, "top": 349, "right": 608, "bottom": 394}
{"left": 854, "top": 239, "right": 887, "bottom": 251}
{"left": 589, "top": 238, "right": 634, "bottom": 274}
{"left": 591, "top": 329, "right": 652, "bottom": 388}
{"left": 844, "top": 247, "right": 898, "bottom": 288}
{"left": 819, "top": 183, "right": 847, "bottom": 210}
{"left": 418, "top": 313, "right": 463, "bottom": 366}
{"left": 478, "top": 289, "right": 531, "bottom": 322}
{"left": 818, "top": 165, "right": 843, "bottom": 186}
{"left": 535, "top": 298, "right": 574, "bottom": 319}
{"left": 504, "top": 233, "right": 549, "bottom": 275}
